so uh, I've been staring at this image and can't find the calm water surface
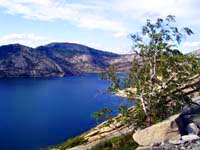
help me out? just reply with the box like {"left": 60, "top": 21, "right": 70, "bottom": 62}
{"left": 0, "top": 74, "right": 128, "bottom": 150}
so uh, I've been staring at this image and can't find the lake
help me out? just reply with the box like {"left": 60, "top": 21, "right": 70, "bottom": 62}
{"left": 0, "top": 74, "right": 128, "bottom": 150}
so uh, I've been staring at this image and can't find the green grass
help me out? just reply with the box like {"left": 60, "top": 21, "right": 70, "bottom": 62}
{"left": 42, "top": 136, "right": 87, "bottom": 150}
{"left": 60, "top": 136, "right": 87, "bottom": 149}
{"left": 91, "top": 132, "right": 138, "bottom": 150}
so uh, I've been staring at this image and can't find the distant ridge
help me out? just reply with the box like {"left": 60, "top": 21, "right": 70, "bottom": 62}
{"left": 40, "top": 42, "right": 119, "bottom": 57}
{"left": 188, "top": 49, "right": 200, "bottom": 57}
{"left": 0, "top": 43, "right": 133, "bottom": 78}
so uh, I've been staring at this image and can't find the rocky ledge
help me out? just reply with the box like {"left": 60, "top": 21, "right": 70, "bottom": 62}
{"left": 49, "top": 97, "right": 200, "bottom": 150}
{"left": 137, "top": 139, "right": 200, "bottom": 150}
{"left": 134, "top": 97, "right": 200, "bottom": 150}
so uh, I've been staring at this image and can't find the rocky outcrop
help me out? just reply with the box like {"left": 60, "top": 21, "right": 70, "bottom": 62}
{"left": 63, "top": 127, "right": 134, "bottom": 150}
{"left": 186, "top": 123, "right": 199, "bottom": 135}
{"left": 135, "top": 97, "right": 200, "bottom": 150}
{"left": 0, "top": 43, "right": 134, "bottom": 77}
{"left": 80, "top": 107, "right": 136, "bottom": 144}
{"left": 133, "top": 114, "right": 183, "bottom": 146}
{"left": 137, "top": 138, "right": 200, "bottom": 150}
{"left": 181, "top": 99, "right": 200, "bottom": 128}
{"left": 82, "top": 116, "right": 125, "bottom": 143}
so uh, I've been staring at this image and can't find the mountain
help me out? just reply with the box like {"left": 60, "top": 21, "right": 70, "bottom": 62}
{"left": 0, "top": 44, "right": 65, "bottom": 77}
{"left": 189, "top": 49, "right": 200, "bottom": 57}
{"left": 0, "top": 43, "right": 199, "bottom": 78}
{"left": 36, "top": 42, "right": 120, "bottom": 74}
{"left": 0, "top": 43, "right": 133, "bottom": 77}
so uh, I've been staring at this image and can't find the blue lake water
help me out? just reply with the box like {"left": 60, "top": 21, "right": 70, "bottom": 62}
{"left": 0, "top": 74, "right": 129, "bottom": 150}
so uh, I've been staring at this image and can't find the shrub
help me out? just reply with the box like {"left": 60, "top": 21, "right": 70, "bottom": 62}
{"left": 43, "top": 136, "right": 87, "bottom": 150}
{"left": 91, "top": 132, "right": 138, "bottom": 150}
{"left": 61, "top": 136, "right": 87, "bottom": 149}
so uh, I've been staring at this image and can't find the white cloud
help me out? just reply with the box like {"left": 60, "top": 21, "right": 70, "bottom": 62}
{"left": 182, "top": 41, "right": 200, "bottom": 51}
{"left": 0, "top": 33, "right": 52, "bottom": 47}
{"left": 0, "top": 0, "right": 199, "bottom": 32}
{"left": 112, "top": 0, "right": 200, "bottom": 25}
{"left": 113, "top": 32, "right": 128, "bottom": 39}
{"left": 0, "top": 0, "right": 199, "bottom": 33}
{"left": 0, "top": 0, "right": 200, "bottom": 55}
{"left": 0, "top": 0, "right": 126, "bottom": 32}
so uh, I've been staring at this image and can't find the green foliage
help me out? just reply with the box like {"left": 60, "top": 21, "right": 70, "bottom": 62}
{"left": 92, "top": 107, "right": 113, "bottom": 124}
{"left": 104, "top": 15, "right": 200, "bottom": 128}
{"left": 118, "top": 105, "right": 129, "bottom": 117}
{"left": 100, "top": 65, "right": 120, "bottom": 92}
{"left": 91, "top": 132, "right": 138, "bottom": 150}
{"left": 61, "top": 136, "right": 86, "bottom": 149}
{"left": 44, "top": 136, "right": 87, "bottom": 150}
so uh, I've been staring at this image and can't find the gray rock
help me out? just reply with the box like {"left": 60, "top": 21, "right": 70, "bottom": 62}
{"left": 181, "top": 102, "right": 200, "bottom": 127}
{"left": 168, "top": 139, "right": 184, "bottom": 145}
{"left": 181, "top": 135, "right": 200, "bottom": 142}
{"left": 186, "top": 123, "right": 199, "bottom": 135}
{"left": 136, "top": 139, "right": 200, "bottom": 150}
{"left": 84, "top": 130, "right": 99, "bottom": 138}
{"left": 133, "top": 114, "right": 183, "bottom": 146}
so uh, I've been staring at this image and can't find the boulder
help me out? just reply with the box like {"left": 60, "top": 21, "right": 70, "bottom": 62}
{"left": 136, "top": 146, "right": 171, "bottom": 150}
{"left": 84, "top": 130, "right": 99, "bottom": 138}
{"left": 181, "top": 100, "right": 200, "bottom": 127}
{"left": 87, "top": 135, "right": 102, "bottom": 143}
{"left": 181, "top": 135, "right": 200, "bottom": 142}
{"left": 99, "top": 126, "right": 113, "bottom": 133}
{"left": 168, "top": 139, "right": 183, "bottom": 145}
{"left": 109, "top": 121, "right": 123, "bottom": 129}
{"left": 100, "top": 132, "right": 114, "bottom": 137}
{"left": 186, "top": 123, "right": 199, "bottom": 135}
{"left": 133, "top": 114, "right": 183, "bottom": 146}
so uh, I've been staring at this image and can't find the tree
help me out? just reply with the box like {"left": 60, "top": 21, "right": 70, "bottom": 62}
{"left": 105, "top": 15, "right": 200, "bottom": 128}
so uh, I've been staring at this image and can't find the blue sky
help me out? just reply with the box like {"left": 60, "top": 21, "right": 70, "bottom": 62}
{"left": 0, "top": 0, "right": 200, "bottom": 54}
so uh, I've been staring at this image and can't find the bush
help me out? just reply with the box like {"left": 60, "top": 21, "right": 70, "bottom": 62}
{"left": 61, "top": 136, "right": 87, "bottom": 149}
{"left": 43, "top": 136, "right": 87, "bottom": 150}
{"left": 91, "top": 132, "right": 138, "bottom": 150}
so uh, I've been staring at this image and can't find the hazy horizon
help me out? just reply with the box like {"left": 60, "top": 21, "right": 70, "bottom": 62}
{"left": 0, "top": 41, "right": 198, "bottom": 55}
